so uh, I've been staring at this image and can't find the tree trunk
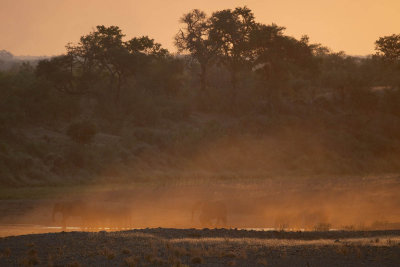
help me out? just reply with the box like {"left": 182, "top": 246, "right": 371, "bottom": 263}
{"left": 200, "top": 64, "right": 207, "bottom": 94}
{"left": 199, "top": 64, "right": 208, "bottom": 109}
{"left": 230, "top": 69, "right": 238, "bottom": 110}
{"left": 115, "top": 73, "right": 122, "bottom": 105}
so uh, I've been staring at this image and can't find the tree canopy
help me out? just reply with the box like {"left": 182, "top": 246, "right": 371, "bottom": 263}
{"left": 175, "top": 9, "right": 217, "bottom": 95}
{"left": 37, "top": 25, "right": 169, "bottom": 103}
{"left": 209, "top": 6, "right": 257, "bottom": 99}
{"left": 375, "top": 34, "right": 400, "bottom": 62}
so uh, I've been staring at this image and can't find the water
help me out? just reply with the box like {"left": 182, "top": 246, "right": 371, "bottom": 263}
{"left": 1, "top": 224, "right": 335, "bottom": 238}
{"left": 0, "top": 224, "right": 125, "bottom": 237}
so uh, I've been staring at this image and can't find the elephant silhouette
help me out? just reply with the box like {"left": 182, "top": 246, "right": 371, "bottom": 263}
{"left": 52, "top": 200, "right": 132, "bottom": 229}
{"left": 52, "top": 200, "right": 92, "bottom": 229}
{"left": 191, "top": 200, "right": 228, "bottom": 228}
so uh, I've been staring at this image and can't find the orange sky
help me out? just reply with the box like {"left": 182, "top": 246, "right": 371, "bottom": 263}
{"left": 1, "top": 0, "right": 399, "bottom": 56}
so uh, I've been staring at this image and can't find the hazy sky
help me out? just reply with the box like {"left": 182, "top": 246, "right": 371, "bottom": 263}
{"left": 1, "top": 0, "right": 399, "bottom": 56}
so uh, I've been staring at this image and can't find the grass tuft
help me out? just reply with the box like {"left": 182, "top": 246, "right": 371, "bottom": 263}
{"left": 227, "top": 260, "right": 236, "bottom": 266}
{"left": 256, "top": 258, "right": 268, "bottom": 266}
{"left": 191, "top": 256, "right": 203, "bottom": 264}
{"left": 124, "top": 256, "right": 140, "bottom": 267}
{"left": 68, "top": 262, "right": 81, "bottom": 267}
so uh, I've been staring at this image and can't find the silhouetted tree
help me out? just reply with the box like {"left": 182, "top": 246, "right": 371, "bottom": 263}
{"left": 175, "top": 9, "right": 217, "bottom": 99}
{"left": 125, "top": 35, "right": 169, "bottom": 57}
{"left": 67, "top": 26, "right": 131, "bottom": 103}
{"left": 375, "top": 34, "right": 400, "bottom": 62}
{"left": 36, "top": 54, "right": 89, "bottom": 95}
{"left": 252, "top": 25, "right": 316, "bottom": 100}
{"left": 209, "top": 6, "right": 257, "bottom": 104}
{"left": 0, "top": 50, "right": 13, "bottom": 61}
{"left": 375, "top": 34, "right": 400, "bottom": 88}
{"left": 251, "top": 23, "right": 286, "bottom": 99}
{"left": 38, "top": 26, "right": 169, "bottom": 104}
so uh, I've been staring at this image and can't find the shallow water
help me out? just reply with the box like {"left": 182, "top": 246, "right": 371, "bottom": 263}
{"left": 0, "top": 224, "right": 334, "bottom": 238}
{"left": 0, "top": 224, "right": 128, "bottom": 237}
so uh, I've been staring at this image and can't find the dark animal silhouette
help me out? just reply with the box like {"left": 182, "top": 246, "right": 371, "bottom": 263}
{"left": 191, "top": 200, "right": 228, "bottom": 227}
{"left": 52, "top": 200, "right": 89, "bottom": 228}
{"left": 52, "top": 200, "right": 132, "bottom": 229}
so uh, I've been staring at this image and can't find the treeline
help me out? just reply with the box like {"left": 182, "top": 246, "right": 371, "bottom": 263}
{"left": 1, "top": 7, "right": 400, "bottom": 185}
{"left": 2, "top": 7, "right": 400, "bottom": 126}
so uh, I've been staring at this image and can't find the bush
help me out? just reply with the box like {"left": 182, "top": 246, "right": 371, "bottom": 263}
{"left": 66, "top": 121, "right": 97, "bottom": 144}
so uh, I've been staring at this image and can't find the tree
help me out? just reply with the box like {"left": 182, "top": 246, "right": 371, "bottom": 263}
{"left": 175, "top": 9, "right": 217, "bottom": 98}
{"left": 375, "top": 34, "right": 400, "bottom": 62}
{"left": 0, "top": 50, "right": 13, "bottom": 61}
{"left": 36, "top": 54, "right": 92, "bottom": 95}
{"left": 67, "top": 25, "right": 132, "bottom": 103}
{"left": 125, "top": 36, "right": 169, "bottom": 58}
{"left": 126, "top": 36, "right": 183, "bottom": 96}
{"left": 251, "top": 23, "right": 286, "bottom": 96}
{"left": 252, "top": 24, "right": 317, "bottom": 100}
{"left": 38, "top": 26, "right": 169, "bottom": 104}
{"left": 209, "top": 6, "right": 257, "bottom": 103}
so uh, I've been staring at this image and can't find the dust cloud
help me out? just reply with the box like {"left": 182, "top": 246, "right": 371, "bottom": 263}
{"left": 2, "top": 174, "right": 400, "bottom": 237}
{"left": 2, "top": 125, "right": 400, "bottom": 236}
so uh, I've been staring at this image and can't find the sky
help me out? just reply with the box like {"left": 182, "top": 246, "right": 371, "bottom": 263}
{"left": 1, "top": 0, "right": 399, "bottom": 56}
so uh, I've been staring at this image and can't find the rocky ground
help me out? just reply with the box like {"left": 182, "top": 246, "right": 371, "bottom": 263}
{"left": 1, "top": 228, "right": 400, "bottom": 266}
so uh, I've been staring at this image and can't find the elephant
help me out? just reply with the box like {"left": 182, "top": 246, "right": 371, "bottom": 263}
{"left": 52, "top": 200, "right": 132, "bottom": 229}
{"left": 52, "top": 200, "right": 91, "bottom": 229}
{"left": 191, "top": 200, "right": 228, "bottom": 228}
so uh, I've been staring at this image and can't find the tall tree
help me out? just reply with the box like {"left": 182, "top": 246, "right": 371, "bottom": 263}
{"left": 209, "top": 6, "right": 257, "bottom": 103}
{"left": 252, "top": 24, "right": 316, "bottom": 100}
{"left": 175, "top": 9, "right": 217, "bottom": 98}
{"left": 36, "top": 54, "right": 94, "bottom": 95}
{"left": 375, "top": 34, "right": 400, "bottom": 62}
{"left": 67, "top": 25, "right": 133, "bottom": 103}
{"left": 38, "top": 26, "right": 168, "bottom": 104}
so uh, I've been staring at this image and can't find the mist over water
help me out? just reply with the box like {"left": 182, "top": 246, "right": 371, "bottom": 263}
{"left": 2, "top": 174, "right": 400, "bottom": 237}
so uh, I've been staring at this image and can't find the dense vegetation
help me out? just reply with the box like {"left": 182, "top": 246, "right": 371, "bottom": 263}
{"left": 1, "top": 7, "right": 400, "bottom": 186}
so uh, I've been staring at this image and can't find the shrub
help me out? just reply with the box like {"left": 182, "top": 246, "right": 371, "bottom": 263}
{"left": 191, "top": 256, "right": 203, "bottom": 264}
{"left": 68, "top": 262, "right": 81, "bottom": 267}
{"left": 124, "top": 256, "right": 139, "bottom": 267}
{"left": 66, "top": 121, "right": 97, "bottom": 144}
